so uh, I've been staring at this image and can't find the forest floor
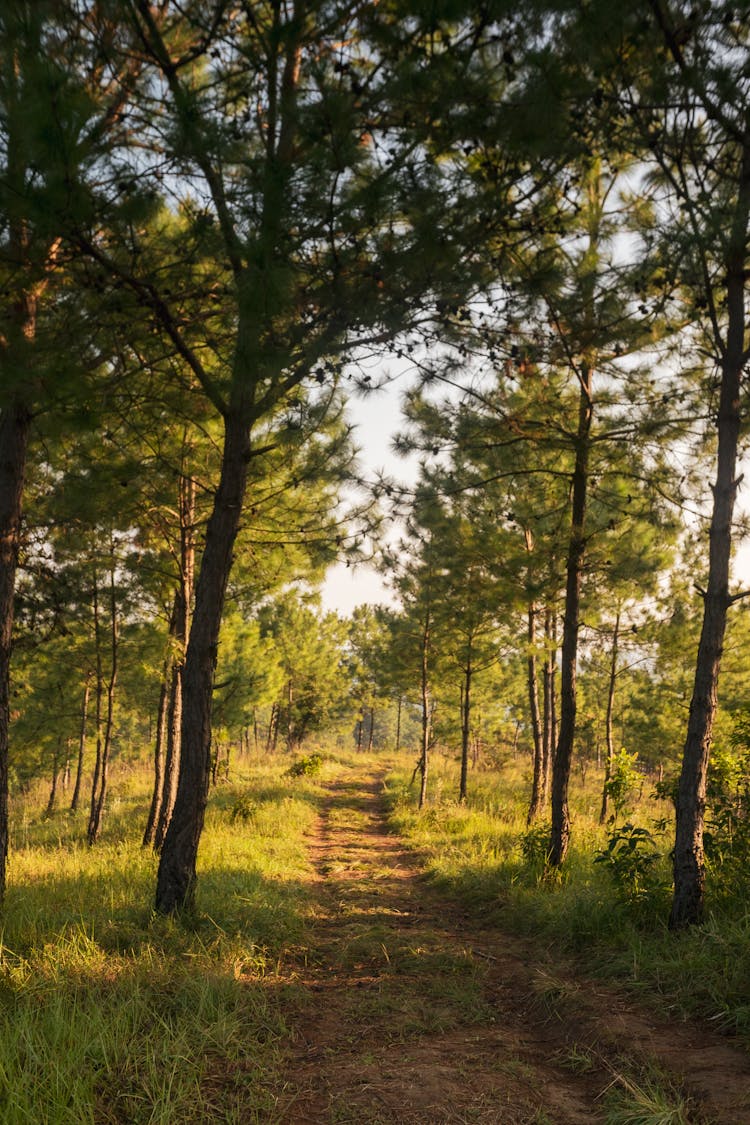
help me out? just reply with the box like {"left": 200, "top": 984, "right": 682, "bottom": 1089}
{"left": 274, "top": 765, "right": 750, "bottom": 1125}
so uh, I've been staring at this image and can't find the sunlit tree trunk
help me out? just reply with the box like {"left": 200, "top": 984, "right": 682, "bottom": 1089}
{"left": 599, "top": 611, "right": 620, "bottom": 825}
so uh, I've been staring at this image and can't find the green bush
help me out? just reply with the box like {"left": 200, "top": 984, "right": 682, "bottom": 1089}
{"left": 594, "top": 822, "right": 662, "bottom": 903}
{"left": 285, "top": 752, "right": 324, "bottom": 779}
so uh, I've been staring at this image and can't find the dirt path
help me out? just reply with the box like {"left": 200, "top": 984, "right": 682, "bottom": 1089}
{"left": 276, "top": 769, "right": 750, "bottom": 1124}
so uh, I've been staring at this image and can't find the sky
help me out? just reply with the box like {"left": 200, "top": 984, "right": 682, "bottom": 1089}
{"left": 318, "top": 365, "right": 750, "bottom": 617}
{"left": 319, "top": 369, "right": 413, "bottom": 616}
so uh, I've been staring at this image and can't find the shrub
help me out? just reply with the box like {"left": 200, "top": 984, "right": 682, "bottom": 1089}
{"left": 285, "top": 752, "right": 324, "bottom": 779}
{"left": 594, "top": 823, "right": 662, "bottom": 903}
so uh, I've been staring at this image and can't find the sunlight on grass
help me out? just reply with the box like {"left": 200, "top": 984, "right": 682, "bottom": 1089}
{"left": 383, "top": 748, "right": 750, "bottom": 1042}
{"left": 0, "top": 752, "right": 328, "bottom": 1123}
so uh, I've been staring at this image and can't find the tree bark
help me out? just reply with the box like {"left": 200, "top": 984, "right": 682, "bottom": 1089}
{"left": 45, "top": 740, "right": 62, "bottom": 818}
{"left": 0, "top": 399, "right": 30, "bottom": 898}
{"left": 395, "top": 694, "right": 402, "bottom": 752}
{"left": 549, "top": 362, "right": 593, "bottom": 865}
{"left": 418, "top": 610, "right": 431, "bottom": 810}
{"left": 670, "top": 140, "right": 750, "bottom": 927}
{"left": 459, "top": 648, "right": 472, "bottom": 804}
{"left": 599, "top": 610, "right": 620, "bottom": 825}
{"left": 542, "top": 608, "right": 556, "bottom": 807}
{"left": 154, "top": 664, "right": 182, "bottom": 851}
{"left": 526, "top": 603, "right": 545, "bottom": 823}
{"left": 155, "top": 411, "right": 250, "bottom": 913}
{"left": 147, "top": 462, "right": 195, "bottom": 850}
{"left": 142, "top": 668, "right": 170, "bottom": 848}
{"left": 87, "top": 544, "right": 118, "bottom": 845}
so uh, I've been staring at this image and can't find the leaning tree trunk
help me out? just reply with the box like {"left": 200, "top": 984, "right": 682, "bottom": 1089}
{"left": 549, "top": 362, "right": 593, "bottom": 866}
{"left": 155, "top": 412, "right": 251, "bottom": 913}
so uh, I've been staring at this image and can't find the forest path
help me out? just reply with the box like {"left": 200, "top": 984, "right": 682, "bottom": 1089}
{"left": 276, "top": 766, "right": 750, "bottom": 1124}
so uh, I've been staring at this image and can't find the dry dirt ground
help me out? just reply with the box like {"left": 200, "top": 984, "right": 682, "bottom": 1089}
{"left": 275, "top": 769, "right": 750, "bottom": 1124}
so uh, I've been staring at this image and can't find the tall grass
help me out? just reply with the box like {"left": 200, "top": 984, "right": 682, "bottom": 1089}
{"left": 384, "top": 748, "right": 750, "bottom": 1044}
{"left": 0, "top": 752, "right": 330, "bottom": 1124}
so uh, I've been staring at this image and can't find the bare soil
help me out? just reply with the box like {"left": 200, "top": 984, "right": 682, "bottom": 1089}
{"left": 275, "top": 769, "right": 750, "bottom": 1124}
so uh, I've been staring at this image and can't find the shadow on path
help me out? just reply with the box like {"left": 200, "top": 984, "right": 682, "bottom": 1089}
{"left": 276, "top": 768, "right": 750, "bottom": 1125}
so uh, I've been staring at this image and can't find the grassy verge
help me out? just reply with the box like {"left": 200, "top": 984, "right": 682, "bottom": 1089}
{"left": 383, "top": 750, "right": 750, "bottom": 1044}
{"left": 0, "top": 753, "right": 331, "bottom": 1124}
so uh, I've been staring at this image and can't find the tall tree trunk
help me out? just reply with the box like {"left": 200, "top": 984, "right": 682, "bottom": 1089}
{"left": 142, "top": 668, "right": 170, "bottom": 848}
{"left": 599, "top": 610, "right": 620, "bottom": 825}
{"left": 155, "top": 412, "right": 250, "bottom": 913}
{"left": 154, "top": 664, "right": 182, "bottom": 852}
{"left": 459, "top": 649, "right": 472, "bottom": 804}
{"left": 87, "top": 568, "right": 104, "bottom": 841}
{"left": 526, "top": 603, "right": 545, "bottom": 823}
{"left": 542, "top": 608, "right": 556, "bottom": 807}
{"left": 367, "top": 707, "right": 375, "bottom": 752}
{"left": 670, "top": 145, "right": 750, "bottom": 927}
{"left": 0, "top": 400, "right": 30, "bottom": 898}
{"left": 88, "top": 544, "right": 119, "bottom": 845}
{"left": 148, "top": 462, "right": 195, "bottom": 850}
{"left": 266, "top": 703, "right": 278, "bottom": 753}
{"left": 45, "top": 739, "right": 62, "bottom": 818}
{"left": 418, "top": 610, "right": 431, "bottom": 810}
{"left": 395, "top": 695, "right": 402, "bottom": 752}
{"left": 549, "top": 362, "right": 593, "bottom": 866}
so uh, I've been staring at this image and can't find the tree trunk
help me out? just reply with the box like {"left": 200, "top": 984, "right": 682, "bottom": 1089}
{"left": 459, "top": 650, "right": 472, "bottom": 803}
{"left": 526, "top": 603, "right": 545, "bottom": 823}
{"left": 670, "top": 145, "right": 750, "bottom": 925}
{"left": 154, "top": 664, "right": 182, "bottom": 852}
{"left": 266, "top": 703, "right": 278, "bottom": 753}
{"left": 367, "top": 707, "right": 375, "bottom": 752}
{"left": 599, "top": 610, "right": 620, "bottom": 825}
{"left": 45, "top": 740, "right": 62, "bottom": 818}
{"left": 418, "top": 610, "right": 431, "bottom": 810}
{"left": 542, "top": 608, "right": 556, "bottom": 807}
{"left": 87, "top": 567, "right": 104, "bottom": 841}
{"left": 395, "top": 695, "right": 402, "bottom": 752}
{"left": 0, "top": 399, "right": 30, "bottom": 898}
{"left": 142, "top": 669, "right": 170, "bottom": 848}
{"left": 549, "top": 362, "right": 593, "bottom": 866}
{"left": 88, "top": 544, "right": 118, "bottom": 845}
{"left": 155, "top": 411, "right": 251, "bottom": 913}
{"left": 148, "top": 462, "right": 194, "bottom": 850}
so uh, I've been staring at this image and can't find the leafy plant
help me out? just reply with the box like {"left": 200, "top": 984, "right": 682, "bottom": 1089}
{"left": 519, "top": 821, "right": 552, "bottom": 878}
{"left": 604, "top": 749, "right": 643, "bottom": 823}
{"left": 230, "top": 795, "right": 257, "bottom": 823}
{"left": 285, "top": 752, "right": 325, "bottom": 779}
{"left": 594, "top": 823, "right": 662, "bottom": 903}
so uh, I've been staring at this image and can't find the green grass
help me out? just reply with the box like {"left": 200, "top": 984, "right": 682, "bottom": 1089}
{"left": 0, "top": 753, "right": 329, "bottom": 1124}
{"left": 383, "top": 750, "right": 750, "bottom": 1044}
